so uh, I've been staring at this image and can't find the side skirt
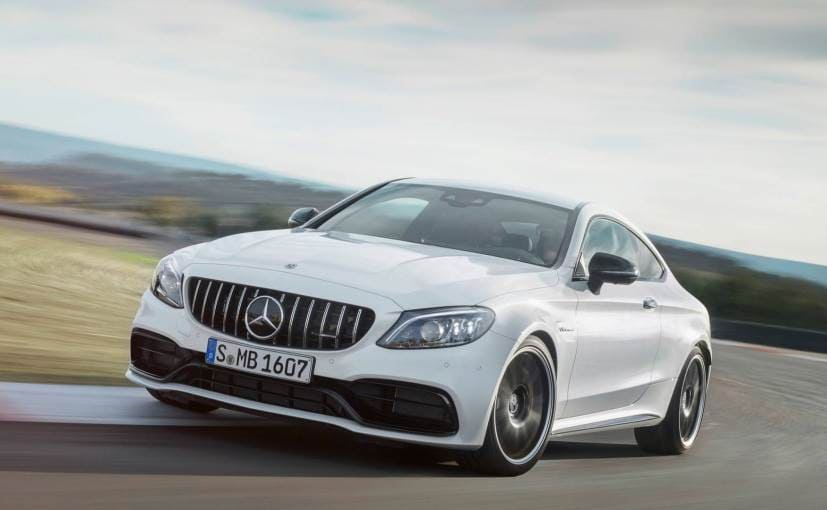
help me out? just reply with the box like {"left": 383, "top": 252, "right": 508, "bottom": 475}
{"left": 549, "top": 377, "right": 674, "bottom": 438}
{"left": 550, "top": 413, "right": 661, "bottom": 437}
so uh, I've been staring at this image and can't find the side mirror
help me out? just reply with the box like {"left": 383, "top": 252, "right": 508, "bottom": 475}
{"left": 587, "top": 252, "right": 639, "bottom": 293}
{"left": 287, "top": 207, "right": 319, "bottom": 228}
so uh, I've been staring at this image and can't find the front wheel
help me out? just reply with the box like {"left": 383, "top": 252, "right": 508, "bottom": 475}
{"left": 635, "top": 347, "right": 708, "bottom": 454}
{"left": 461, "top": 337, "right": 555, "bottom": 476}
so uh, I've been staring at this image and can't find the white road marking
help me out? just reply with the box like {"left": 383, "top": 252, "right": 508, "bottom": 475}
{"left": 712, "top": 339, "right": 827, "bottom": 364}
{"left": 0, "top": 381, "right": 279, "bottom": 427}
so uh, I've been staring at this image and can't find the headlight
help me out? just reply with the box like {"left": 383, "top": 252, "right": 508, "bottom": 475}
{"left": 151, "top": 255, "right": 183, "bottom": 308}
{"left": 378, "top": 307, "right": 495, "bottom": 349}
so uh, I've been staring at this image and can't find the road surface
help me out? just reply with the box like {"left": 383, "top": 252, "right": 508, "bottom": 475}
{"left": 0, "top": 340, "right": 824, "bottom": 509}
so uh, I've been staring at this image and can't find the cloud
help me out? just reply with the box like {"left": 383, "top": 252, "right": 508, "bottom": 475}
{"left": 0, "top": 0, "right": 825, "bottom": 263}
{"left": 695, "top": 24, "right": 827, "bottom": 60}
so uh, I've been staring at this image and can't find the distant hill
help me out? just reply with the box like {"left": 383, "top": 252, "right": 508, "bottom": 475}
{"left": 652, "top": 234, "right": 827, "bottom": 332}
{"left": 0, "top": 122, "right": 351, "bottom": 237}
{"left": 0, "top": 122, "right": 338, "bottom": 190}
{"left": 651, "top": 235, "right": 827, "bottom": 288}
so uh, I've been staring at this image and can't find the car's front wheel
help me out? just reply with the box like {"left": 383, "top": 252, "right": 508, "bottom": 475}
{"left": 634, "top": 346, "right": 708, "bottom": 454}
{"left": 461, "top": 336, "right": 555, "bottom": 476}
{"left": 146, "top": 388, "right": 219, "bottom": 413}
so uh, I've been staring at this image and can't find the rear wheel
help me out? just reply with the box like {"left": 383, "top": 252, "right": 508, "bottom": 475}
{"left": 635, "top": 347, "right": 707, "bottom": 454}
{"left": 461, "top": 337, "right": 555, "bottom": 476}
{"left": 146, "top": 388, "right": 219, "bottom": 413}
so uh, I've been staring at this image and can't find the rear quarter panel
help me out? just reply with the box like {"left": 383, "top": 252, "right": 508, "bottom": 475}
{"left": 652, "top": 273, "right": 711, "bottom": 384}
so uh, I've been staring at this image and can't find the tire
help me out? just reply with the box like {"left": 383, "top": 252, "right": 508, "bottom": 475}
{"left": 635, "top": 346, "right": 708, "bottom": 454}
{"left": 461, "top": 337, "right": 556, "bottom": 476}
{"left": 146, "top": 388, "right": 219, "bottom": 413}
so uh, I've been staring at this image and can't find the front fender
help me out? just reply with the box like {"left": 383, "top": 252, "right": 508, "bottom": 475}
{"left": 480, "top": 287, "right": 579, "bottom": 416}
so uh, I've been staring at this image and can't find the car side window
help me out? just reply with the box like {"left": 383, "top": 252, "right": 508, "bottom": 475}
{"left": 635, "top": 237, "right": 664, "bottom": 280}
{"left": 577, "top": 218, "right": 663, "bottom": 281}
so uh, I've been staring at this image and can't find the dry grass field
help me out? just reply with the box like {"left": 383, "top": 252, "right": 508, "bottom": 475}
{"left": 0, "top": 221, "right": 156, "bottom": 384}
{"left": 0, "top": 178, "right": 77, "bottom": 204}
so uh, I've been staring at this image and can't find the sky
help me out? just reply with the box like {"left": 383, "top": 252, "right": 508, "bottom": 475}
{"left": 0, "top": 0, "right": 825, "bottom": 264}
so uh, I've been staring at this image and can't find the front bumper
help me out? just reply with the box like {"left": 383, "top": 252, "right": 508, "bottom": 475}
{"left": 130, "top": 328, "right": 459, "bottom": 435}
{"left": 129, "top": 284, "right": 514, "bottom": 449}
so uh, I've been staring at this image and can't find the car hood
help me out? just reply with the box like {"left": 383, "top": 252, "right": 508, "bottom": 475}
{"left": 187, "top": 229, "right": 558, "bottom": 309}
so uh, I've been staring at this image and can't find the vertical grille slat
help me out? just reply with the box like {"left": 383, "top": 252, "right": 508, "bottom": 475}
{"left": 334, "top": 305, "right": 347, "bottom": 349}
{"left": 222, "top": 285, "right": 236, "bottom": 333}
{"left": 352, "top": 309, "right": 363, "bottom": 343}
{"left": 288, "top": 296, "right": 301, "bottom": 342}
{"left": 302, "top": 299, "right": 316, "bottom": 348}
{"left": 234, "top": 286, "right": 248, "bottom": 337}
{"left": 199, "top": 281, "right": 213, "bottom": 323}
{"left": 245, "top": 289, "right": 260, "bottom": 340}
{"left": 210, "top": 282, "right": 224, "bottom": 329}
{"left": 186, "top": 277, "right": 375, "bottom": 351}
{"left": 318, "top": 302, "right": 331, "bottom": 350}
{"left": 190, "top": 279, "right": 203, "bottom": 314}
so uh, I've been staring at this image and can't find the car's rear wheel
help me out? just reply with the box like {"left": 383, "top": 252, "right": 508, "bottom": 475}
{"left": 635, "top": 346, "right": 707, "bottom": 454}
{"left": 146, "top": 388, "right": 219, "bottom": 413}
{"left": 461, "top": 337, "right": 555, "bottom": 476}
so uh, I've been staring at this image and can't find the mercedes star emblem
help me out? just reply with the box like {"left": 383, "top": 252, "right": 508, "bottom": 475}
{"left": 244, "top": 295, "right": 285, "bottom": 340}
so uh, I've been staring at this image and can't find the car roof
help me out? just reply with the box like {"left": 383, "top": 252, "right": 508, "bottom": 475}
{"left": 398, "top": 177, "right": 585, "bottom": 211}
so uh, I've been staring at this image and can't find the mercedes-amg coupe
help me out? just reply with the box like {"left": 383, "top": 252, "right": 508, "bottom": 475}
{"left": 128, "top": 178, "right": 711, "bottom": 475}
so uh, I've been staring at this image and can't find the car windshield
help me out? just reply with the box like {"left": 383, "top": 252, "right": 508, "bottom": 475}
{"left": 316, "top": 183, "right": 573, "bottom": 267}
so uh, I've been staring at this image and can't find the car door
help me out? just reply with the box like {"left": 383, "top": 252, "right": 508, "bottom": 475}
{"left": 561, "top": 217, "right": 664, "bottom": 418}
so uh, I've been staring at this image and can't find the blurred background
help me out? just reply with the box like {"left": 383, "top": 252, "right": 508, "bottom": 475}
{"left": 1, "top": 1, "right": 824, "bottom": 387}
{"left": 0, "top": 3, "right": 826, "bottom": 509}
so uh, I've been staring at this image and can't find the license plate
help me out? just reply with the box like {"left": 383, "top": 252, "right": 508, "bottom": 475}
{"left": 205, "top": 338, "right": 314, "bottom": 384}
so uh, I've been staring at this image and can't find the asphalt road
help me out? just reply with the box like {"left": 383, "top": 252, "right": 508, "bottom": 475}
{"left": 0, "top": 341, "right": 824, "bottom": 510}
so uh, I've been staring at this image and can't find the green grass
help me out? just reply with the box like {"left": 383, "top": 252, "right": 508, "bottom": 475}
{"left": 0, "top": 225, "right": 155, "bottom": 385}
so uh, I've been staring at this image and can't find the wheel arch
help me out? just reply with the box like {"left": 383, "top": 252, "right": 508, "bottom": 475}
{"left": 481, "top": 322, "right": 565, "bottom": 432}
{"left": 510, "top": 319, "right": 577, "bottom": 411}
{"left": 696, "top": 338, "right": 712, "bottom": 374}
{"left": 527, "top": 329, "right": 558, "bottom": 373}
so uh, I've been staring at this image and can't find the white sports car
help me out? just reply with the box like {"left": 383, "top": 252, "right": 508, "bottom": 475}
{"left": 128, "top": 178, "right": 710, "bottom": 475}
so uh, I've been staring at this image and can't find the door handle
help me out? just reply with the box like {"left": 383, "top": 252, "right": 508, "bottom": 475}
{"left": 643, "top": 297, "right": 658, "bottom": 310}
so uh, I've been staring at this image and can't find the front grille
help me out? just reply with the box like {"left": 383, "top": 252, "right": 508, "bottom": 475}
{"left": 186, "top": 277, "right": 376, "bottom": 350}
{"left": 130, "top": 329, "right": 458, "bottom": 436}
